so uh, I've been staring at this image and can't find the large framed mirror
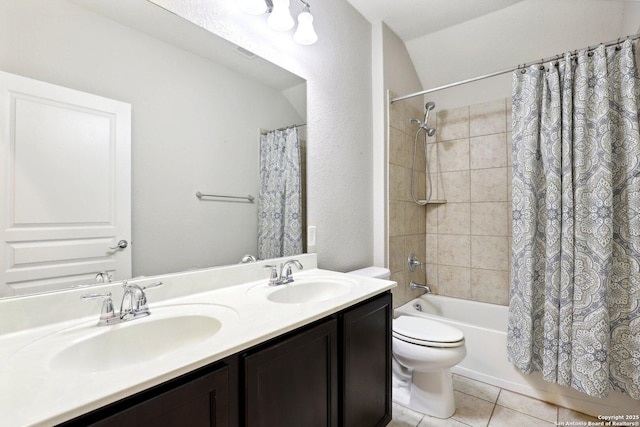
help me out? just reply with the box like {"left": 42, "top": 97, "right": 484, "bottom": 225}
{"left": 0, "top": 0, "right": 307, "bottom": 297}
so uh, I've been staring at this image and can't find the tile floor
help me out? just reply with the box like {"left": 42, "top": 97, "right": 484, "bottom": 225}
{"left": 389, "top": 374, "right": 603, "bottom": 427}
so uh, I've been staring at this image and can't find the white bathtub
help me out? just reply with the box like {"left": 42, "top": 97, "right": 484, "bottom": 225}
{"left": 395, "top": 295, "right": 640, "bottom": 417}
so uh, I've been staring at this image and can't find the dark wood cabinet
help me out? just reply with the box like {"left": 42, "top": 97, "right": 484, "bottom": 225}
{"left": 58, "top": 291, "right": 391, "bottom": 427}
{"left": 242, "top": 292, "right": 392, "bottom": 427}
{"left": 59, "top": 360, "right": 238, "bottom": 427}
{"left": 243, "top": 318, "right": 338, "bottom": 427}
{"left": 341, "top": 292, "right": 392, "bottom": 427}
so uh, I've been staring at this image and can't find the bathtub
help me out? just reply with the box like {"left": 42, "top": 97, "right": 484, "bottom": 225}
{"left": 395, "top": 295, "right": 640, "bottom": 417}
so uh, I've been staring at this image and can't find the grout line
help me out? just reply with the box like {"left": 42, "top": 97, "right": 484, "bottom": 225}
{"left": 487, "top": 404, "right": 497, "bottom": 427}
{"left": 494, "top": 387, "right": 559, "bottom": 424}
{"left": 454, "top": 388, "right": 501, "bottom": 405}
{"left": 466, "top": 110, "right": 473, "bottom": 274}
{"left": 485, "top": 388, "right": 503, "bottom": 426}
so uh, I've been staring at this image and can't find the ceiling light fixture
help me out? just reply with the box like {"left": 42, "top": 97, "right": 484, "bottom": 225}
{"left": 238, "top": 0, "right": 318, "bottom": 45}
{"left": 267, "top": 0, "right": 295, "bottom": 31}
{"left": 293, "top": 4, "right": 317, "bottom": 45}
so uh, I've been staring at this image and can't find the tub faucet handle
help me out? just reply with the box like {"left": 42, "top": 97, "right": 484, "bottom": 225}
{"left": 408, "top": 252, "right": 425, "bottom": 273}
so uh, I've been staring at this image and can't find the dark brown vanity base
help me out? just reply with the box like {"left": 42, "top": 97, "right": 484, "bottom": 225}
{"left": 59, "top": 291, "right": 392, "bottom": 427}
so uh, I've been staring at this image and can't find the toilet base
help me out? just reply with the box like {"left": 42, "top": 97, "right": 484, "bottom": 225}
{"left": 392, "top": 368, "right": 456, "bottom": 419}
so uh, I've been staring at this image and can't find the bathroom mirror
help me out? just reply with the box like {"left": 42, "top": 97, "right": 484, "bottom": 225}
{"left": 0, "top": 0, "right": 306, "bottom": 297}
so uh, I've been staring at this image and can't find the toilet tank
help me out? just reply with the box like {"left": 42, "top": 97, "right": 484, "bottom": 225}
{"left": 347, "top": 267, "right": 391, "bottom": 280}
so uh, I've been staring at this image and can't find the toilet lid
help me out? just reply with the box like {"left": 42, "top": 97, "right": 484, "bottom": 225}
{"left": 393, "top": 316, "right": 464, "bottom": 347}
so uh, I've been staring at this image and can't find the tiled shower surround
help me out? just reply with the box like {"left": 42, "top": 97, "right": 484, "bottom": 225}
{"left": 388, "top": 96, "right": 429, "bottom": 307}
{"left": 389, "top": 98, "right": 512, "bottom": 306}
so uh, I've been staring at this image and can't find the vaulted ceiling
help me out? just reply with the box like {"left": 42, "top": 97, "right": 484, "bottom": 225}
{"left": 345, "top": 0, "right": 628, "bottom": 42}
{"left": 345, "top": 0, "right": 525, "bottom": 41}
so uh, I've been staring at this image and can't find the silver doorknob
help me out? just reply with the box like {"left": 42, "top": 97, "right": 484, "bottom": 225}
{"left": 109, "top": 239, "right": 128, "bottom": 250}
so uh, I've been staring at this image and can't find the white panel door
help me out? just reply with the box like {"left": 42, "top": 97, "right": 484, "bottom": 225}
{"left": 0, "top": 71, "right": 131, "bottom": 296}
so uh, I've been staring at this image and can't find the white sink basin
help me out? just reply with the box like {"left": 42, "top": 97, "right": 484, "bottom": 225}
{"left": 50, "top": 314, "right": 221, "bottom": 373}
{"left": 12, "top": 303, "right": 237, "bottom": 374}
{"left": 250, "top": 276, "right": 357, "bottom": 304}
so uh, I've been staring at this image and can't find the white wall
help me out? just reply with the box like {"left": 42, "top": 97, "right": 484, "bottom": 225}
{"left": 382, "top": 25, "right": 423, "bottom": 100}
{"left": 150, "top": 0, "right": 374, "bottom": 272}
{"left": 0, "top": 0, "right": 303, "bottom": 276}
{"left": 405, "top": 0, "right": 640, "bottom": 110}
{"left": 371, "top": 21, "right": 386, "bottom": 268}
{"left": 622, "top": 1, "right": 640, "bottom": 34}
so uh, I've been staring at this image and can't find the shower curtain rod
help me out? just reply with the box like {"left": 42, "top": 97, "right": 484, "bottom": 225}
{"left": 390, "top": 33, "right": 640, "bottom": 104}
{"left": 261, "top": 123, "right": 306, "bottom": 134}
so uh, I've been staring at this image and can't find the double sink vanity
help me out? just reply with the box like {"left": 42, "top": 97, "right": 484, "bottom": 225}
{"left": 0, "top": 254, "right": 395, "bottom": 426}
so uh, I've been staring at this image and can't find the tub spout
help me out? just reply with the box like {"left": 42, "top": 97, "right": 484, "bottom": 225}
{"left": 410, "top": 280, "right": 431, "bottom": 293}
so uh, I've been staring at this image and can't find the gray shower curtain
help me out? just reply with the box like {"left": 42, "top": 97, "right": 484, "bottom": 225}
{"left": 508, "top": 40, "right": 640, "bottom": 399}
{"left": 257, "top": 127, "right": 302, "bottom": 260}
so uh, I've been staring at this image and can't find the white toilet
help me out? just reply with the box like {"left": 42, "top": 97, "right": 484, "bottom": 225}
{"left": 347, "top": 267, "right": 466, "bottom": 419}
{"left": 392, "top": 315, "right": 466, "bottom": 418}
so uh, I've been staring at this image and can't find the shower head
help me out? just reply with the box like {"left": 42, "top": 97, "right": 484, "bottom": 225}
{"left": 423, "top": 101, "right": 436, "bottom": 129}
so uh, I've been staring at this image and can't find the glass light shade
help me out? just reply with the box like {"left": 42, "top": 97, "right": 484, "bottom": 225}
{"left": 267, "top": 0, "right": 294, "bottom": 31}
{"left": 293, "top": 11, "right": 318, "bottom": 45}
{"left": 238, "top": 0, "right": 268, "bottom": 15}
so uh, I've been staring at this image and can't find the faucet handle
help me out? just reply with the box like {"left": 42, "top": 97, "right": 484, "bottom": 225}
{"left": 263, "top": 265, "right": 279, "bottom": 285}
{"left": 81, "top": 292, "right": 117, "bottom": 325}
{"left": 142, "top": 281, "right": 163, "bottom": 290}
{"left": 137, "top": 282, "right": 162, "bottom": 312}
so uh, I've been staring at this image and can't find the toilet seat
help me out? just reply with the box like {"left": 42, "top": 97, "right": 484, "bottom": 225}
{"left": 393, "top": 316, "right": 464, "bottom": 348}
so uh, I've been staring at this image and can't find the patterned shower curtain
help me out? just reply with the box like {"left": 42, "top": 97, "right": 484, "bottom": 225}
{"left": 508, "top": 40, "right": 640, "bottom": 399}
{"left": 257, "top": 127, "right": 303, "bottom": 260}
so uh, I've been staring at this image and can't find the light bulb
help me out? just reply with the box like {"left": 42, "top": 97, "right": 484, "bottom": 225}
{"left": 238, "top": 0, "right": 267, "bottom": 15}
{"left": 267, "top": 0, "right": 294, "bottom": 32}
{"left": 293, "top": 11, "right": 318, "bottom": 45}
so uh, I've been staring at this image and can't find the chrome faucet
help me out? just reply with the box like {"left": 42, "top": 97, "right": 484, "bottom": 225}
{"left": 120, "top": 281, "right": 152, "bottom": 320}
{"left": 82, "top": 280, "right": 163, "bottom": 326}
{"left": 240, "top": 254, "right": 257, "bottom": 263}
{"left": 410, "top": 280, "right": 432, "bottom": 294}
{"left": 263, "top": 260, "right": 304, "bottom": 286}
{"left": 95, "top": 271, "right": 113, "bottom": 283}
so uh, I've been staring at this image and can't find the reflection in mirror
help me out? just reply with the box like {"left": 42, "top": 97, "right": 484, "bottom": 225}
{"left": 0, "top": 0, "right": 306, "bottom": 298}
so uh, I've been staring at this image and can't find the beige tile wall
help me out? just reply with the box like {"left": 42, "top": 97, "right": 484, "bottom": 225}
{"left": 388, "top": 96, "right": 430, "bottom": 308}
{"left": 425, "top": 98, "right": 513, "bottom": 305}
{"left": 388, "top": 97, "right": 513, "bottom": 307}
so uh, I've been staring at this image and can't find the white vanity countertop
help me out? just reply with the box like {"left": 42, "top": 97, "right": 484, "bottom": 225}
{"left": 0, "top": 256, "right": 395, "bottom": 427}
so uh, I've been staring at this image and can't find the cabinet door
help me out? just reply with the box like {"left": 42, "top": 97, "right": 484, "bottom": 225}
{"left": 59, "top": 363, "right": 232, "bottom": 427}
{"left": 94, "top": 366, "right": 229, "bottom": 427}
{"left": 341, "top": 292, "right": 392, "bottom": 427}
{"left": 244, "top": 318, "right": 338, "bottom": 427}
